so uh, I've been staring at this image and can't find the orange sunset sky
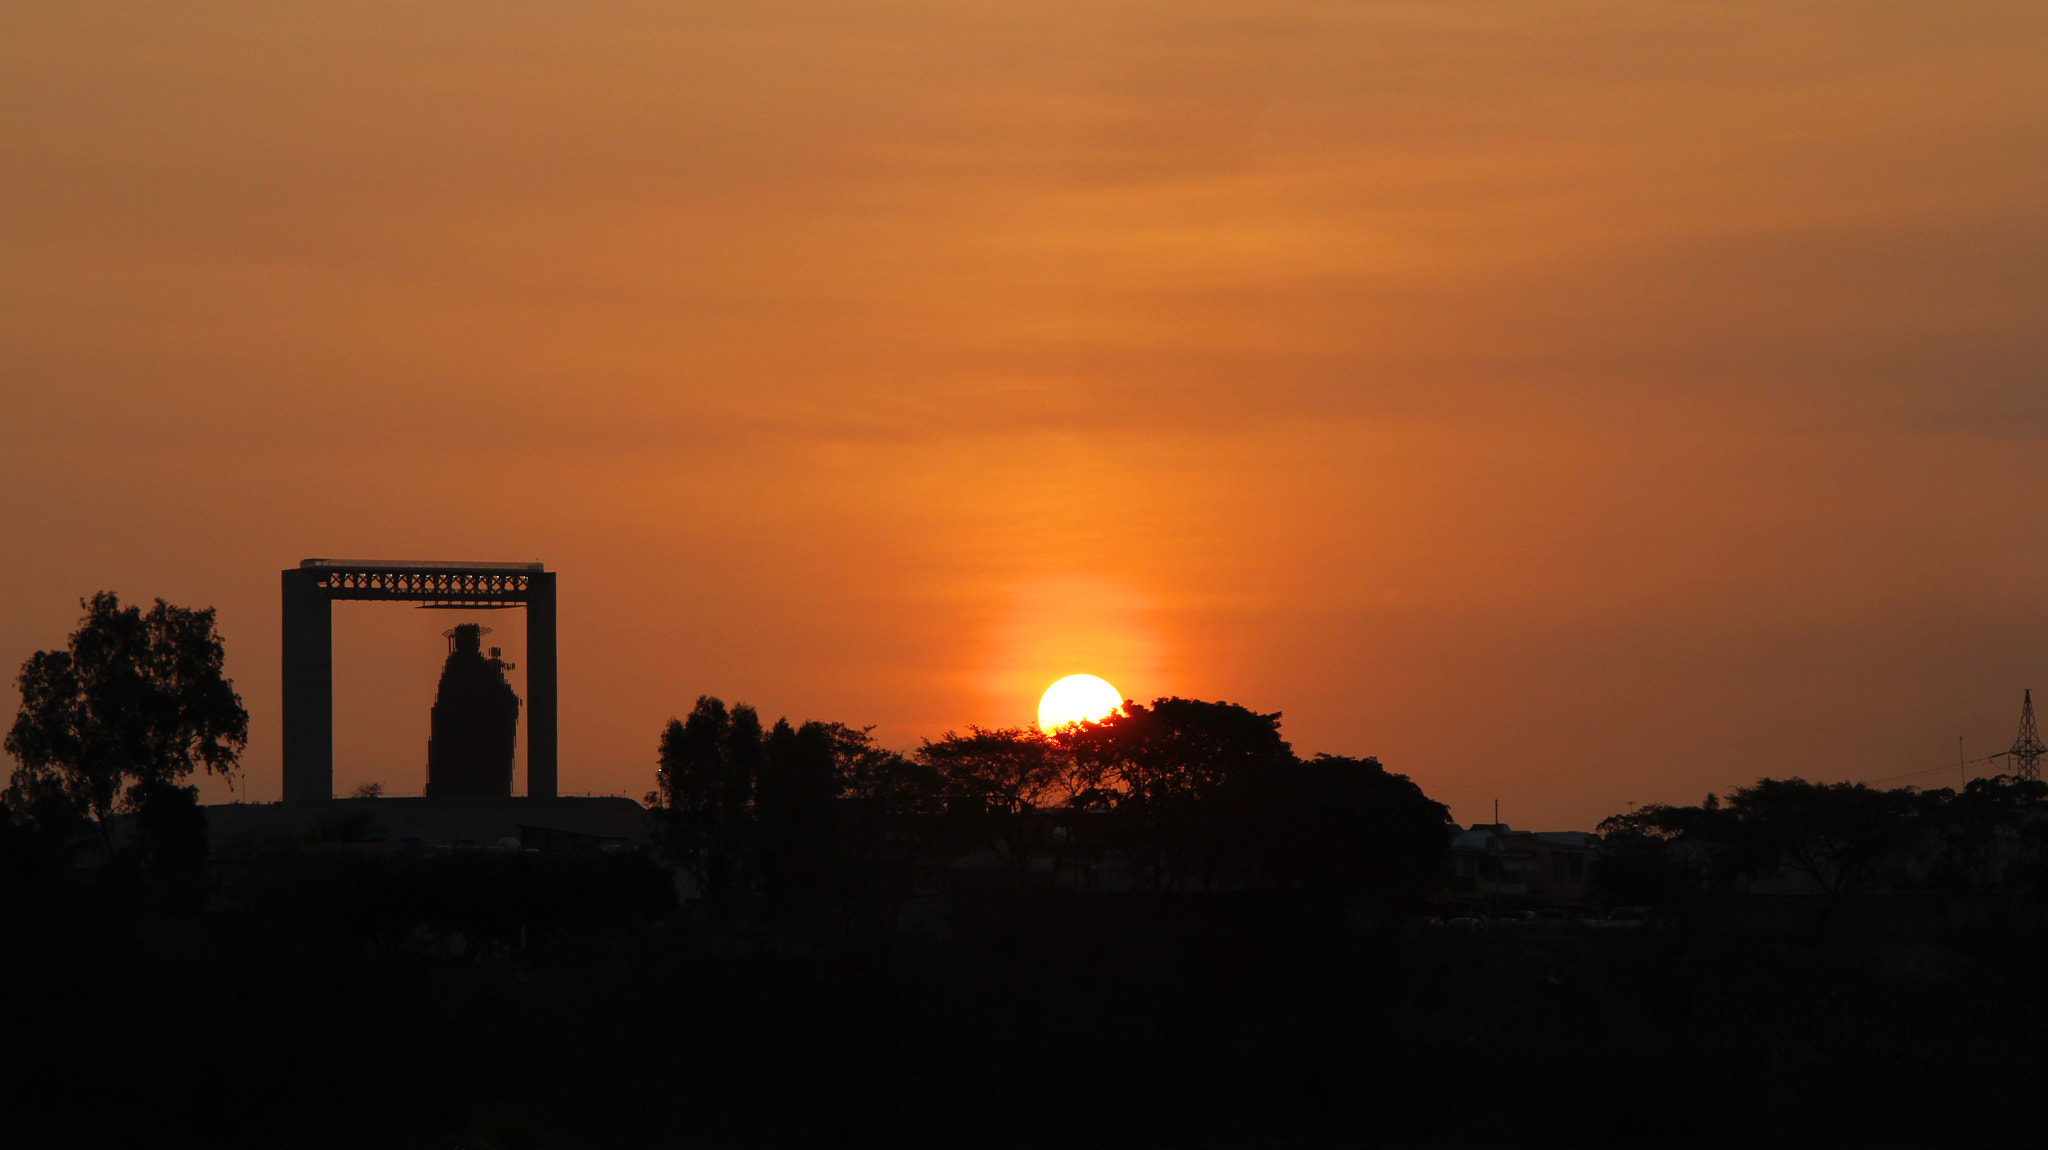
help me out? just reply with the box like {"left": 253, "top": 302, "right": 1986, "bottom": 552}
{"left": 4, "top": 2, "right": 2046, "bottom": 828}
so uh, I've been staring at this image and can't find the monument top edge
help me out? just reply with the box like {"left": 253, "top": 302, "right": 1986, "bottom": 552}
{"left": 298, "top": 558, "right": 546, "bottom": 572}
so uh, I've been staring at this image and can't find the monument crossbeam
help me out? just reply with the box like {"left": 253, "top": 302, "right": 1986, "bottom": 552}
{"left": 310, "top": 567, "right": 537, "bottom": 606}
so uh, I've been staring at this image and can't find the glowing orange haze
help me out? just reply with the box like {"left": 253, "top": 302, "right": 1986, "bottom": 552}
{"left": 3, "top": 3, "right": 2046, "bottom": 827}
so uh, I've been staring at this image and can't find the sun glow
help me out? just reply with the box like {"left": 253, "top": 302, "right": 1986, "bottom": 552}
{"left": 1037, "top": 674, "right": 1123, "bottom": 732}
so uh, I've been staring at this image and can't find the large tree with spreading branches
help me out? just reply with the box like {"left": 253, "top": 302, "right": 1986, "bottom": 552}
{"left": 5, "top": 592, "right": 247, "bottom": 869}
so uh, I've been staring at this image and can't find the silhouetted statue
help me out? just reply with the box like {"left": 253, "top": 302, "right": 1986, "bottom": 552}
{"left": 425, "top": 624, "right": 520, "bottom": 798}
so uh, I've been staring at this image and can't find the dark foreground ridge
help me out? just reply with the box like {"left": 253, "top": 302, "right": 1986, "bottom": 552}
{"left": 7, "top": 854, "right": 2048, "bottom": 1150}
{"left": 205, "top": 796, "right": 646, "bottom": 853}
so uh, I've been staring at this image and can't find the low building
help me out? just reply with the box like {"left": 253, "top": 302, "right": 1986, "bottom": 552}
{"left": 1445, "top": 823, "right": 1600, "bottom": 910}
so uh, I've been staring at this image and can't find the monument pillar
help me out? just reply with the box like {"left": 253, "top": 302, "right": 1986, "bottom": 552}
{"left": 280, "top": 567, "right": 333, "bottom": 806}
{"left": 526, "top": 571, "right": 558, "bottom": 799}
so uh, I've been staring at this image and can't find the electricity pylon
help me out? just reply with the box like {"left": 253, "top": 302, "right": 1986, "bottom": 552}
{"left": 2005, "top": 689, "right": 2046, "bottom": 782}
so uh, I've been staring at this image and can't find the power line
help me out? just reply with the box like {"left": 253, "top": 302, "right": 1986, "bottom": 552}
{"left": 1874, "top": 692, "right": 2048, "bottom": 788}
{"left": 1497, "top": 691, "right": 2040, "bottom": 793}
{"left": 1854, "top": 692, "right": 2045, "bottom": 788}
{"left": 1867, "top": 753, "right": 1990, "bottom": 785}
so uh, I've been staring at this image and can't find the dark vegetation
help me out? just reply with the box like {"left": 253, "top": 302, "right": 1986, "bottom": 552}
{"left": 646, "top": 694, "right": 1452, "bottom": 912}
{"left": 1592, "top": 775, "right": 2048, "bottom": 916}
{"left": 4, "top": 591, "right": 245, "bottom": 908}
{"left": 7, "top": 593, "right": 2048, "bottom": 1147}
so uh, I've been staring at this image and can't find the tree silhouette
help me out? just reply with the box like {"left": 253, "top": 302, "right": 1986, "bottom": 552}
{"left": 1917, "top": 775, "right": 2048, "bottom": 895}
{"left": 645, "top": 691, "right": 1457, "bottom": 913}
{"left": 918, "top": 725, "right": 1073, "bottom": 879}
{"left": 1718, "top": 778, "right": 1917, "bottom": 901}
{"left": 1588, "top": 777, "right": 2018, "bottom": 919}
{"left": 1591, "top": 798, "right": 1724, "bottom": 908}
{"left": 1249, "top": 753, "right": 1451, "bottom": 900}
{"left": 757, "top": 718, "right": 837, "bottom": 907}
{"left": 828, "top": 723, "right": 944, "bottom": 818}
{"left": 5, "top": 592, "right": 246, "bottom": 868}
{"left": 650, "top": 696, "right": 760, "bottom": 900}
{"left": 1065, "top": 697, "right": 1294, "bottom": 889}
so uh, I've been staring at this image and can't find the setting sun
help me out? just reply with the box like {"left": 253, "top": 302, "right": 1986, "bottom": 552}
{"left": 1037, "top": 674, "right": 1123, "bottom": 731}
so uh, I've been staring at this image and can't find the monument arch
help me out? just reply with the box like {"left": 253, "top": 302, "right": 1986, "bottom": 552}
{"left": 281, "top": 558, "right": 556, "bottom": 804}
